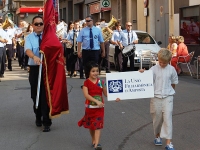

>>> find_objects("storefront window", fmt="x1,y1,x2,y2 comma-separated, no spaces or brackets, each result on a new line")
180,6,200,45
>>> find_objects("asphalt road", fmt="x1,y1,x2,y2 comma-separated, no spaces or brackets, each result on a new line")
0,60,200,150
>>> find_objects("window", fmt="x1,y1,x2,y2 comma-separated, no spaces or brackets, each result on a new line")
136,32,155,44
180,6,200,45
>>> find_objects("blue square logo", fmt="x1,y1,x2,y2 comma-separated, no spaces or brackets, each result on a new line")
108,80,123,93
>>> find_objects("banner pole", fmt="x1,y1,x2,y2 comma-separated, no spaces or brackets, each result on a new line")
36,53,44,109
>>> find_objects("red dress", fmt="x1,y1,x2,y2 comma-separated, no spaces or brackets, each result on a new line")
78,78,105,130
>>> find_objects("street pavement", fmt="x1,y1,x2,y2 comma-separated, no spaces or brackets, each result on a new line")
0,60,200,150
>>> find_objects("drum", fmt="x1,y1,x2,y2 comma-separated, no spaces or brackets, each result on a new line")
122,45,136,57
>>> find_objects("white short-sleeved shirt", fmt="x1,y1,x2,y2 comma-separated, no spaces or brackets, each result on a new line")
14,28,22,41
0,29,9,47
24,32,43,66
76,26,104,50
6,29,15,44
121,30,138,46
111,30,123,45
150,64,178,98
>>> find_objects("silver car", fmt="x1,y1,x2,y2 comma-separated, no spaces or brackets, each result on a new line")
109,30,162,69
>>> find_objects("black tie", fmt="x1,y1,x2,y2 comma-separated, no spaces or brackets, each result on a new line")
37,34,42,49
90,28,93,49
128,32,130,45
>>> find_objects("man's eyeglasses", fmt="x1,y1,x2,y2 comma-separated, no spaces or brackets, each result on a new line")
96,24,100,25
127,25,132,27
34,22,44,26
86,20,92,22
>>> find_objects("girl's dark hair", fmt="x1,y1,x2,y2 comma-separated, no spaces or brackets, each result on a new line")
84,61,99,79
67,21,74,32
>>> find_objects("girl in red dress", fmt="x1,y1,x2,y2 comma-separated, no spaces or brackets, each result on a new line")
78,61,119,150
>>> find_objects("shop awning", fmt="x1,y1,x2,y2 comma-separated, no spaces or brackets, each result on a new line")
16,7,44,14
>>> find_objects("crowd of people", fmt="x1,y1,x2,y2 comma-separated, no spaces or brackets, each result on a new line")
0,14,194,150
0,18,34,82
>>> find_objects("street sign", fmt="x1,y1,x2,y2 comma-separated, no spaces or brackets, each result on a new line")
101,0,111,11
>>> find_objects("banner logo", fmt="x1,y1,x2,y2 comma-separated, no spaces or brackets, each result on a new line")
108,80,123,93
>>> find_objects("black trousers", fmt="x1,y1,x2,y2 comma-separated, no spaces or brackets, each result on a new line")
82,50,100,66
122,53,135,71
66,48,73,71
6,44,13,70
17,42,26,68
0,47,6,75
29,66,52,126
99,41,110,71
82,50,100,78
114,46,123,72
69,52,84,77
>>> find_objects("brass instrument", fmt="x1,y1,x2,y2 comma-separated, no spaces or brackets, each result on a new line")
2,17,14,30
19,38,25,47
101,16,117,42
18,27,27,47
56,22,65,38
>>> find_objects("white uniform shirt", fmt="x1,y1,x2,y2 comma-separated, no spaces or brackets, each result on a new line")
150,64,178,98
111,30,123,46
121,30,138,46
0,29,9,47
14,28,22,41
6,29,15,44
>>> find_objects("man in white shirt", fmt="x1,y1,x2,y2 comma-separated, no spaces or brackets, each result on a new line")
120,22,138,71
5,25,15,71
0,19,8,79
14,20,23,68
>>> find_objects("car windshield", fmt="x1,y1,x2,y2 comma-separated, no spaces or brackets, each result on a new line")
136,32,155,44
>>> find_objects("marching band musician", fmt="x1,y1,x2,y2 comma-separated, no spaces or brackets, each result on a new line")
66,20,84,79
14,20,24,68
99,18,113,73
119,21,138,72
64,21,74,76
0,19,8,80
110,22,123,72
77,15,105,78
25,16,52,132
24,24,34,71
5,25,15,71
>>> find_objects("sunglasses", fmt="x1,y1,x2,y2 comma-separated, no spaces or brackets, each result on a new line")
34,22,44,26
86,20,92,22
127,25,132,26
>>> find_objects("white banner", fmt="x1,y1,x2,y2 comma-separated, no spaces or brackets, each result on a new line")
106,71,154,101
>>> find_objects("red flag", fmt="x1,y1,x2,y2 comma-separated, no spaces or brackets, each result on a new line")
40,0,69,118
